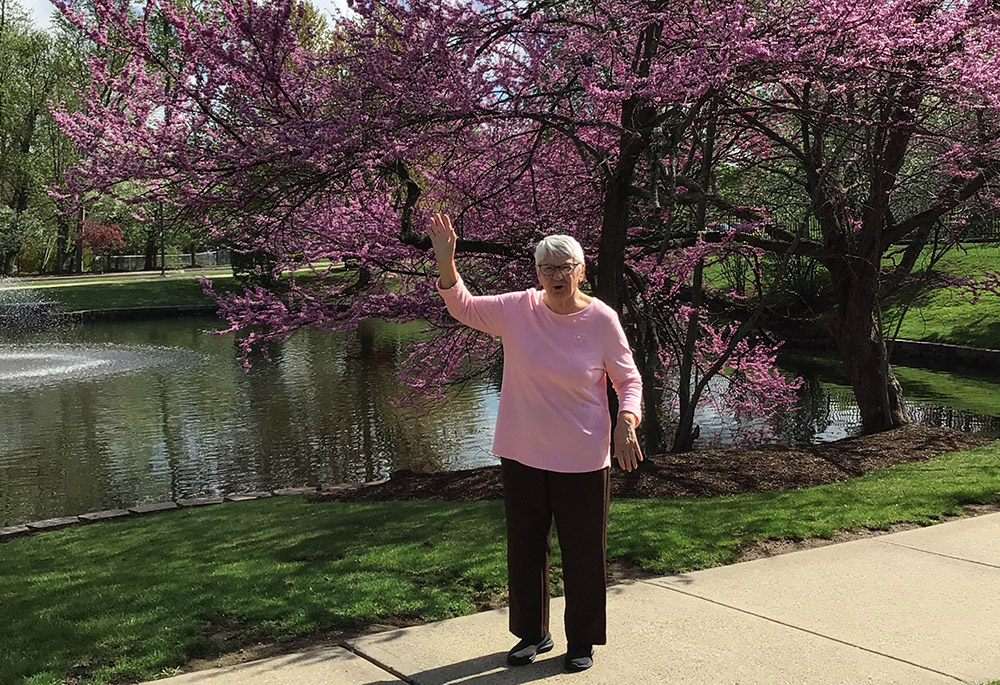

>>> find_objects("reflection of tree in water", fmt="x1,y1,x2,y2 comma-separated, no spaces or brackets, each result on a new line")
233,320,486,486
767,373,1000,444
350,320,495,478
767,374,835,445
899,405,1000,435
349,320,440,480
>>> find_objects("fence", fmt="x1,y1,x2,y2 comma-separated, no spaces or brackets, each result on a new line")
92,250,232,273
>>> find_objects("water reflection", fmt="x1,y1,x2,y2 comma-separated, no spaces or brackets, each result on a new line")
765,354,1000,446
1,319,999,526
0,317,498,526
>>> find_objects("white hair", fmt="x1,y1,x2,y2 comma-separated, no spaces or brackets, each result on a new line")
534,235,585,265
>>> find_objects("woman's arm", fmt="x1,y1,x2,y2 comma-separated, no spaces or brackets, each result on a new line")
427,213,513,336
428,213,459,289
605,315,644,471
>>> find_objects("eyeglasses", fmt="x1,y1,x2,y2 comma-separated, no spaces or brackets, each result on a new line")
537,263,580,276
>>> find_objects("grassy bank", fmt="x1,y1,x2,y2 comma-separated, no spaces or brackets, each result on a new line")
9,264,341,313
3,440,1000,684
886,243,1000,349
39,278,235,312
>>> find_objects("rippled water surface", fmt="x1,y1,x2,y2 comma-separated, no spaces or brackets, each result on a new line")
0,317,499,526
2,315,1000,526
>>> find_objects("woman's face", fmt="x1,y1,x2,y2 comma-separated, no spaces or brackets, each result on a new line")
536,257,585,300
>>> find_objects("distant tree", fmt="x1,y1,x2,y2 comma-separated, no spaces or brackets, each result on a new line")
79,217,123,250
0,0,60,274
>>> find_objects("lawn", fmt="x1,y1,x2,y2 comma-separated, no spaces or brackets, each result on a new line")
3,439,1000,684
885,243,1000,348
39,278,233,312
15,268,343,313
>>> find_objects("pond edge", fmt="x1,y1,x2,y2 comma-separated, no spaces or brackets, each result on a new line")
0,482,385,543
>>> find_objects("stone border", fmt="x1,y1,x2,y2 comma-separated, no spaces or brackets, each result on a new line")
784,337,1000,371
890,339,1000,369
0,480,388,544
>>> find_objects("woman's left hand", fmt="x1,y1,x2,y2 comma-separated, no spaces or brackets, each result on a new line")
613,412,643,472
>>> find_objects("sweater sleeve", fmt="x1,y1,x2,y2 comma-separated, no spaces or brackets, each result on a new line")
436,276,516,337
604,312,643,424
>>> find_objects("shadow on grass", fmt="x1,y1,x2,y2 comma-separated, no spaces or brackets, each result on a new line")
0,499,507,684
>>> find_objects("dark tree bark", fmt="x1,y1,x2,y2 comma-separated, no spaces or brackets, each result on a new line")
594,25,672,454
143,229,158,271
827,262,909,431
55,214,71,274
73,207,84,273
815,183,910,432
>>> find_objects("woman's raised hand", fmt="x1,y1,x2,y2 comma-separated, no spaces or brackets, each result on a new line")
427,213,457,262
427,212,459,289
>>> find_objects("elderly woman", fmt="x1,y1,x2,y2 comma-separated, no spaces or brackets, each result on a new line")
427,213,643,673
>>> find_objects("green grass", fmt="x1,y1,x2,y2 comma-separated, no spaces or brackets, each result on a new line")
4,440,1000,684
38,278,235,312
890,365,1000,417
698,242,1000,348
1,499,510,685
886,243,1000,348
20,269,342,313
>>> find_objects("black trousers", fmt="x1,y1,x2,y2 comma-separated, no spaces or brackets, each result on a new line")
500,458,611,646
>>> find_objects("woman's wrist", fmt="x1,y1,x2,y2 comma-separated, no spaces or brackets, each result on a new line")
618,411,639,428
437,260,459,289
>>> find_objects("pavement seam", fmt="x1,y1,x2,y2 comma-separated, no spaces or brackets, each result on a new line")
340,640,415,684
638,579,968,683
880,540,1000,570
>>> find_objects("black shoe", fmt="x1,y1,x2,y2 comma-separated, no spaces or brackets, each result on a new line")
506,633,554,666
564,643,594,672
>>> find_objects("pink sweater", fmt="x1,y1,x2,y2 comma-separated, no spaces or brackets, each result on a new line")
438,277,643,473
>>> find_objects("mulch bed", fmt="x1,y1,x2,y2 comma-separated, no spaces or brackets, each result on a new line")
312,424,992,503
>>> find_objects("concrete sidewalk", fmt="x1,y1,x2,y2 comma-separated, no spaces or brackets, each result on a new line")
149,512,1000,685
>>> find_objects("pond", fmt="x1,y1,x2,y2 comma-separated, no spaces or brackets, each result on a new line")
2,315,1000,526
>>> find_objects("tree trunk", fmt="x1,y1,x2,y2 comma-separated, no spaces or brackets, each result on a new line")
55,214,70,274
671,259,703,452
633,321,667,455
144,229,158,271
827,263,909,432
816,183,910,433
74,207,84,273
594,170,633,312
594,26,665,452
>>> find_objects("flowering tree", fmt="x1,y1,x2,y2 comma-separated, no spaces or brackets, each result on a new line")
52,0,1000,450
707,0,1000,432
78,217,123,251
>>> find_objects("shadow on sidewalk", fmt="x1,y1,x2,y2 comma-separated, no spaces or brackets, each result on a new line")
366,650,568,684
